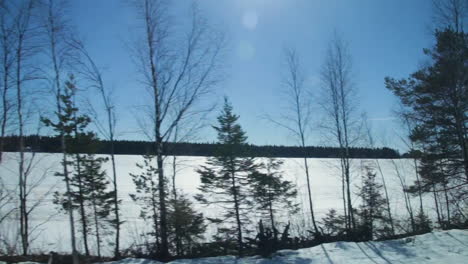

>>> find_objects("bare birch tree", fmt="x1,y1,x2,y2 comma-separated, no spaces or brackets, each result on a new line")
68,38,122,258
396,112,426,216
320,33,359,234
130,0,224,258
0,178,14,226
0,4,15,163
270,48,319,234
11,0,41,255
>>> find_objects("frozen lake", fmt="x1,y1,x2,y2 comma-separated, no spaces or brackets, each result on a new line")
0,152,437,255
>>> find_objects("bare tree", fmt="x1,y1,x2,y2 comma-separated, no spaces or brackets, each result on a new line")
397,113,426,216
69,38,122,258
0,4,15,163
130,0,224,258
391,159,416,232
11,0,41,255
432,0,468,32
320,33,359,233
269,48,319,234
363,117,395,235
0,178,14,225
40,0,79,262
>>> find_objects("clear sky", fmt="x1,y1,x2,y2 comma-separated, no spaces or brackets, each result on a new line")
67,0,435,147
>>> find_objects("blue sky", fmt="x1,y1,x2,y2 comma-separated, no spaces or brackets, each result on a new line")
68,0,435,147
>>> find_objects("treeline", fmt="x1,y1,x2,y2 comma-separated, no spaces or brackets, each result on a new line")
0,135,400,159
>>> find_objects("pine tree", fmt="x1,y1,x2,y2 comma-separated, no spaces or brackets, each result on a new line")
250,158,298,233
47,77,116,257
80,154,114,258
195,98,258,256
129,154,163,257
356,166,392,240
42,75,88,260
385,29,468,212
321,209,346,237
69,131,93,257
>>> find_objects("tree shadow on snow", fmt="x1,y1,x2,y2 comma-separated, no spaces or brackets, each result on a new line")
363,242,393,264
319,244,335,264
258,251,315,264
379,239,416,258
444,232,468,247
334,241,349,250
356,243,380,264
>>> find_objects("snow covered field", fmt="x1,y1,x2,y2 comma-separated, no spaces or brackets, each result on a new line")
97,229,468,264
0,152,442,255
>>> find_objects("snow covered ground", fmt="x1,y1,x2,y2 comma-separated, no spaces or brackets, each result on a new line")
2,230,467,263
0,152,445,256
100,229,468,263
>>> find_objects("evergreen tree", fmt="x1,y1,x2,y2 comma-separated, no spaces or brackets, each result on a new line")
168,193,206,256
42,75,89,259
68,131,93,256
356,167,392,240
250,158,298,233
129,154,163,257
385,29,468,214
195,98,258,256
47,78,116,257
79,153,114,258
321,209,346,237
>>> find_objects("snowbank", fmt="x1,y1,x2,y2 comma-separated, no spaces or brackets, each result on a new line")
102,229,468,264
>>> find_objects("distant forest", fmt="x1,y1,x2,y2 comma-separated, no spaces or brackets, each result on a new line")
1,135,400,159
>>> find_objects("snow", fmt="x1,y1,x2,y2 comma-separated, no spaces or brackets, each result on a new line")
102,229,468,263
7,230,466,264
0,152,450,256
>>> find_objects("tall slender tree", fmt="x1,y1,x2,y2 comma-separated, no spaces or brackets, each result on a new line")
42,75,83,263
196,98,258,257
130,0,224,258
320,33,359,233
271,48,319,234
0,3,14,163
12,0,37,255
363,118,395,235
129,154,163,257
70,38,122,258
40,1,79,261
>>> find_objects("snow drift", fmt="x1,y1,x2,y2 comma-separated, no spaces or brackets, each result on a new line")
100,229,468,263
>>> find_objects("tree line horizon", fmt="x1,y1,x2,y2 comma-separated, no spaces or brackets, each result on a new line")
0,135,401,159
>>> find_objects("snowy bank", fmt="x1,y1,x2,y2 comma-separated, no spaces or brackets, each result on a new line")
99,229,468,264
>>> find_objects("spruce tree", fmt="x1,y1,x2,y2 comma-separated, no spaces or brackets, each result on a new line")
196,98,258,256
357,166,392,240
42,75,88,259
250,158,298,233
321,209,346,237
79,153,114,258
168,193,206,256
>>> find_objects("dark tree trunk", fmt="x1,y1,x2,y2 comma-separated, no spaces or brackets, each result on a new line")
156,138,168,259
230,170,243,256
